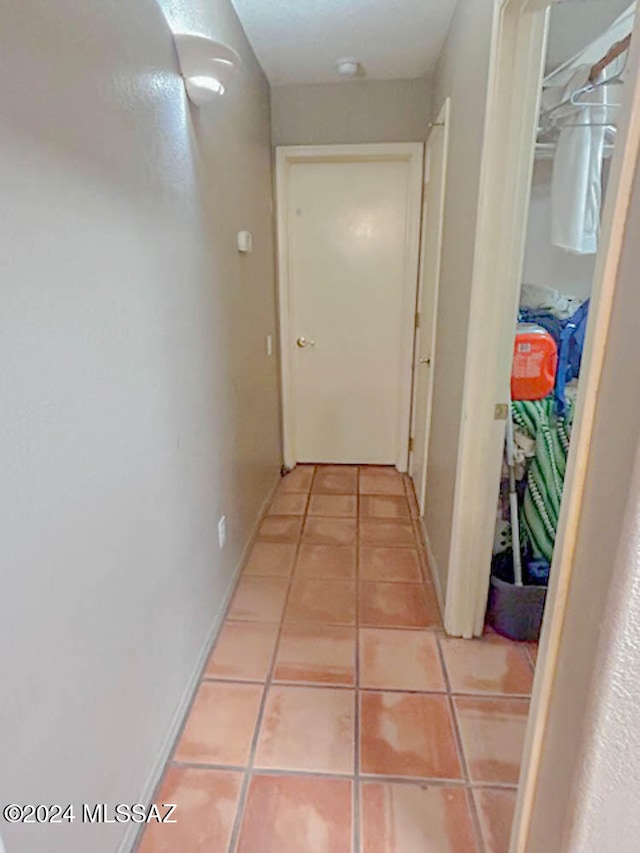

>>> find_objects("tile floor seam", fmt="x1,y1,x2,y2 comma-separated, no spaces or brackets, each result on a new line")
231,766,359,782
356,619,444,633
415,530,433,586
170,760,249,774
358,622,445,633
417,566,438,612
413,524,436,593
265,681,450,695
450,689,533,699
469,781,520,791
511,638,536,673
360,774,470,787
435,633,488,853
227,769,250,853
194,678,532,701
353,463,361,853
302,485,312,518
405,476,439,597
157,760,495,788
465,786,488,853
458,738,488,853
227,466,317,853
415,521,433,586
360,771,472,786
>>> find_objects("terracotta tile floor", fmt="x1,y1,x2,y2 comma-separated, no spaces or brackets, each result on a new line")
138,465,536,853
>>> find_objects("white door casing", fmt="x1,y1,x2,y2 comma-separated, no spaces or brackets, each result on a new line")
276,144,423,469
433,0,640,850
444,0,551,639
410,99,450,514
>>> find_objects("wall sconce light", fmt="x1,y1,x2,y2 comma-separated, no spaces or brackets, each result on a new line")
174,34,241,105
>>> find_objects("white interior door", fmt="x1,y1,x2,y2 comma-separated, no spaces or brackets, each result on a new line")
410,101,450,513
278,145,423,467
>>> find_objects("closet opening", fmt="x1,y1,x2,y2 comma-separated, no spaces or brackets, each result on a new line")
465,2,640,848
437,0,640,840
487,2,635,641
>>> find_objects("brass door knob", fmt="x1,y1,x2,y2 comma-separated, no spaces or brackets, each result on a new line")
296,337,316,348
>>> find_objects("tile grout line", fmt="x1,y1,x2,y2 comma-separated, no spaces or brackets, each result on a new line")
465,781,489,853
435,633,488,853
304,464,360,853
404,474,444,630
526,645,538,673
353,466,362,853
167,758,519,789
198,673,532,700
408,479,436,592
407,471,442,631
226,464,318,853
226,616,442,632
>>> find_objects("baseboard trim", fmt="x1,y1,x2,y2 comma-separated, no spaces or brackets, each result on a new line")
122,471,281,853
419,517,446,627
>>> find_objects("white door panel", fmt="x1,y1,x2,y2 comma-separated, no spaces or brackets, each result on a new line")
282,149,422,465
410,101,449,513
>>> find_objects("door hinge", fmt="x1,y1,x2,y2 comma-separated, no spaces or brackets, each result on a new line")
494,403,509,420
409,436,415,452
415,312,421,329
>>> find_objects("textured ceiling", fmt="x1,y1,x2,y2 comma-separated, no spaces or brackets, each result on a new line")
229,0,459,85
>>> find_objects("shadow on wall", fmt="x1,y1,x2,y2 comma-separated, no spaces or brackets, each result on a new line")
3,2,200,196
1,0,279,526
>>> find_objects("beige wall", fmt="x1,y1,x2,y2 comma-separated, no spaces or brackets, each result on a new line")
423,0,497,594
271,78,432,146
0,2,279,852
527,153,640,850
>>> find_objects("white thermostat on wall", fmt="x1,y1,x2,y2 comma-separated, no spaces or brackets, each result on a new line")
237,230,253,253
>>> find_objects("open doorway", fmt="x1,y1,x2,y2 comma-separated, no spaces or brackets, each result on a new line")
443,0,639,638
488,1,635,639
410,98,450,517
435,0,640,847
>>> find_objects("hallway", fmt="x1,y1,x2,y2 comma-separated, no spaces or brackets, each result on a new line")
138,466,535,853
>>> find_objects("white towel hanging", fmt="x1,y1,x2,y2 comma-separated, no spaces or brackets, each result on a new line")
549,65,609,255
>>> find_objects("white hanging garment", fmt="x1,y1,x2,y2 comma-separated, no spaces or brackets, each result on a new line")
550,65,608,255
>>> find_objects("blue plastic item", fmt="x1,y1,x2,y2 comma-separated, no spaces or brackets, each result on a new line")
519,300,590,414
527,557,550,584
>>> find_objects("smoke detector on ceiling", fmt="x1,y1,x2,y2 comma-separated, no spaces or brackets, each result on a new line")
336,58,361,79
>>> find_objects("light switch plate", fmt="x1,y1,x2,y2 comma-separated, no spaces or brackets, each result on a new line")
237,230,252,253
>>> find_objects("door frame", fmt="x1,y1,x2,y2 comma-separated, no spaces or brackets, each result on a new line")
444,0,551,640
439,0,640,849
410,98,450,514
275,143,424,471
